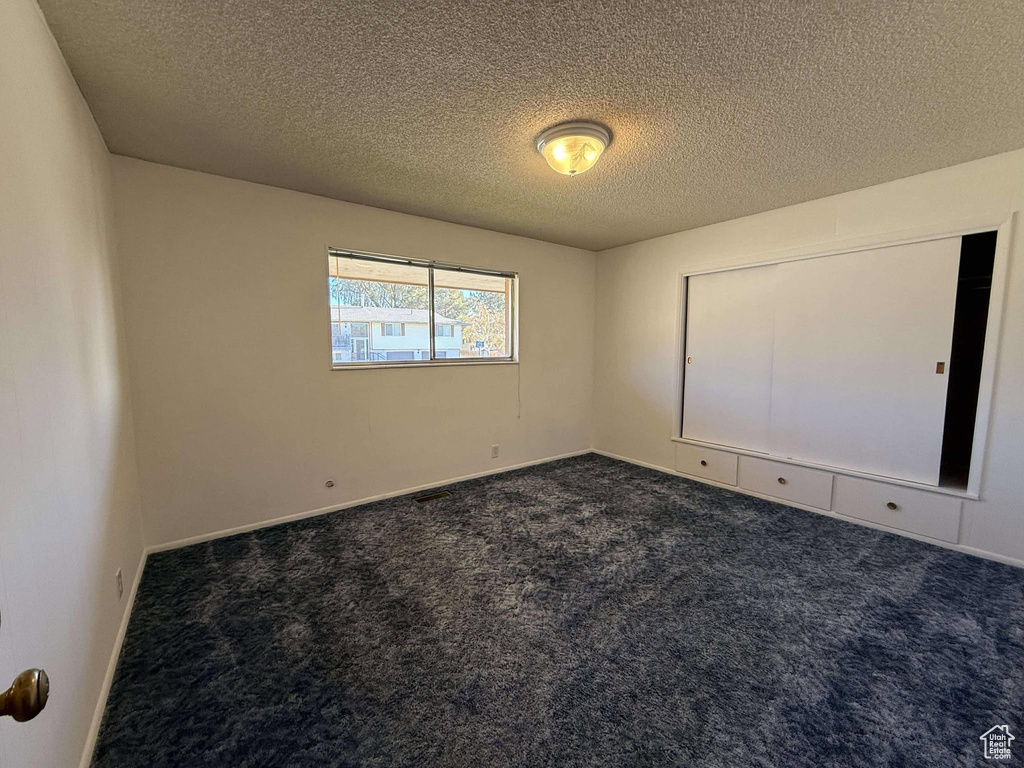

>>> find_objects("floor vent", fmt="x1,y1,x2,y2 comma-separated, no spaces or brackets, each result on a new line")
414,490,452,503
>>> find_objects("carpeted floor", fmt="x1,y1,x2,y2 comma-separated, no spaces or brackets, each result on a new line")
94,454,1024,767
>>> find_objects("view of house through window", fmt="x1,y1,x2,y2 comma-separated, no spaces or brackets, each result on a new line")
328,251,515,366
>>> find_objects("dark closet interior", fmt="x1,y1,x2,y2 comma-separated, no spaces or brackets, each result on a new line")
939,230,997,489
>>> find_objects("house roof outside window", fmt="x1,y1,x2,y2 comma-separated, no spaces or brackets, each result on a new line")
331,307,467,325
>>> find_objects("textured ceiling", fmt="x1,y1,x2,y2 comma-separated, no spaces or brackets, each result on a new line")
38,0,1024,251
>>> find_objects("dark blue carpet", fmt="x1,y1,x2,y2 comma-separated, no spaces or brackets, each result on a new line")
93,454,1024,767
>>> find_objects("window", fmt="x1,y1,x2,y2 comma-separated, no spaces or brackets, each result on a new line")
328,250,516,367
331,321,370,363
433,268,512,359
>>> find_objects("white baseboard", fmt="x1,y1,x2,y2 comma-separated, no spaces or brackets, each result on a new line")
78,547,149,768
592,449,1024,570
148,449,592,554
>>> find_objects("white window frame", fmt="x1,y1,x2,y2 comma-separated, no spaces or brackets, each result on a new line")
328,248,518,370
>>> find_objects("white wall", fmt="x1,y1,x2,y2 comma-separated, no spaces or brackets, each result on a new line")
594,150,1024,564
0,1,146,766
111,158,596,547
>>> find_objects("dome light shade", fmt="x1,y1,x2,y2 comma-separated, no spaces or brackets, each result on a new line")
536,121,611,176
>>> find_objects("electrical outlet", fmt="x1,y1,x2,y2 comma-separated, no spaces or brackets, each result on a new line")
491,444,500,459
116,568,124,600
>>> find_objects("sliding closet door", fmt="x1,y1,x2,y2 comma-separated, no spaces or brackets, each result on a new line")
768,238,961,484
682,264,776,451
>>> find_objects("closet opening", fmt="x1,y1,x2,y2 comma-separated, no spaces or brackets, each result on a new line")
938,230,997,489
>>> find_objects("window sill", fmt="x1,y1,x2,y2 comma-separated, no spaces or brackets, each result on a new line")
331,359,518,371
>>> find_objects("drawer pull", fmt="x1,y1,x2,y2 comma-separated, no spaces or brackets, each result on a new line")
777,477,787,485
886,501,899,511
700,460,707,467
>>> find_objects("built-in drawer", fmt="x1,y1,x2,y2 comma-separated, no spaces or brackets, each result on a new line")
832,475,962,543
737,456,834,510
675,443,738,485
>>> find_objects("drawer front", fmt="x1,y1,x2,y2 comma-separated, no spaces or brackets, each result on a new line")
738,456,834,510
675,443,738,485
833,476,962,543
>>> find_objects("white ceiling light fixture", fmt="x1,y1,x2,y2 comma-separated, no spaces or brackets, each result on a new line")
535,121,611,177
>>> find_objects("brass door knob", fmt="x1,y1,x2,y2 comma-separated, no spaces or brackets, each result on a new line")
0,669,49,722
777,477,787,485
886,502,899,511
